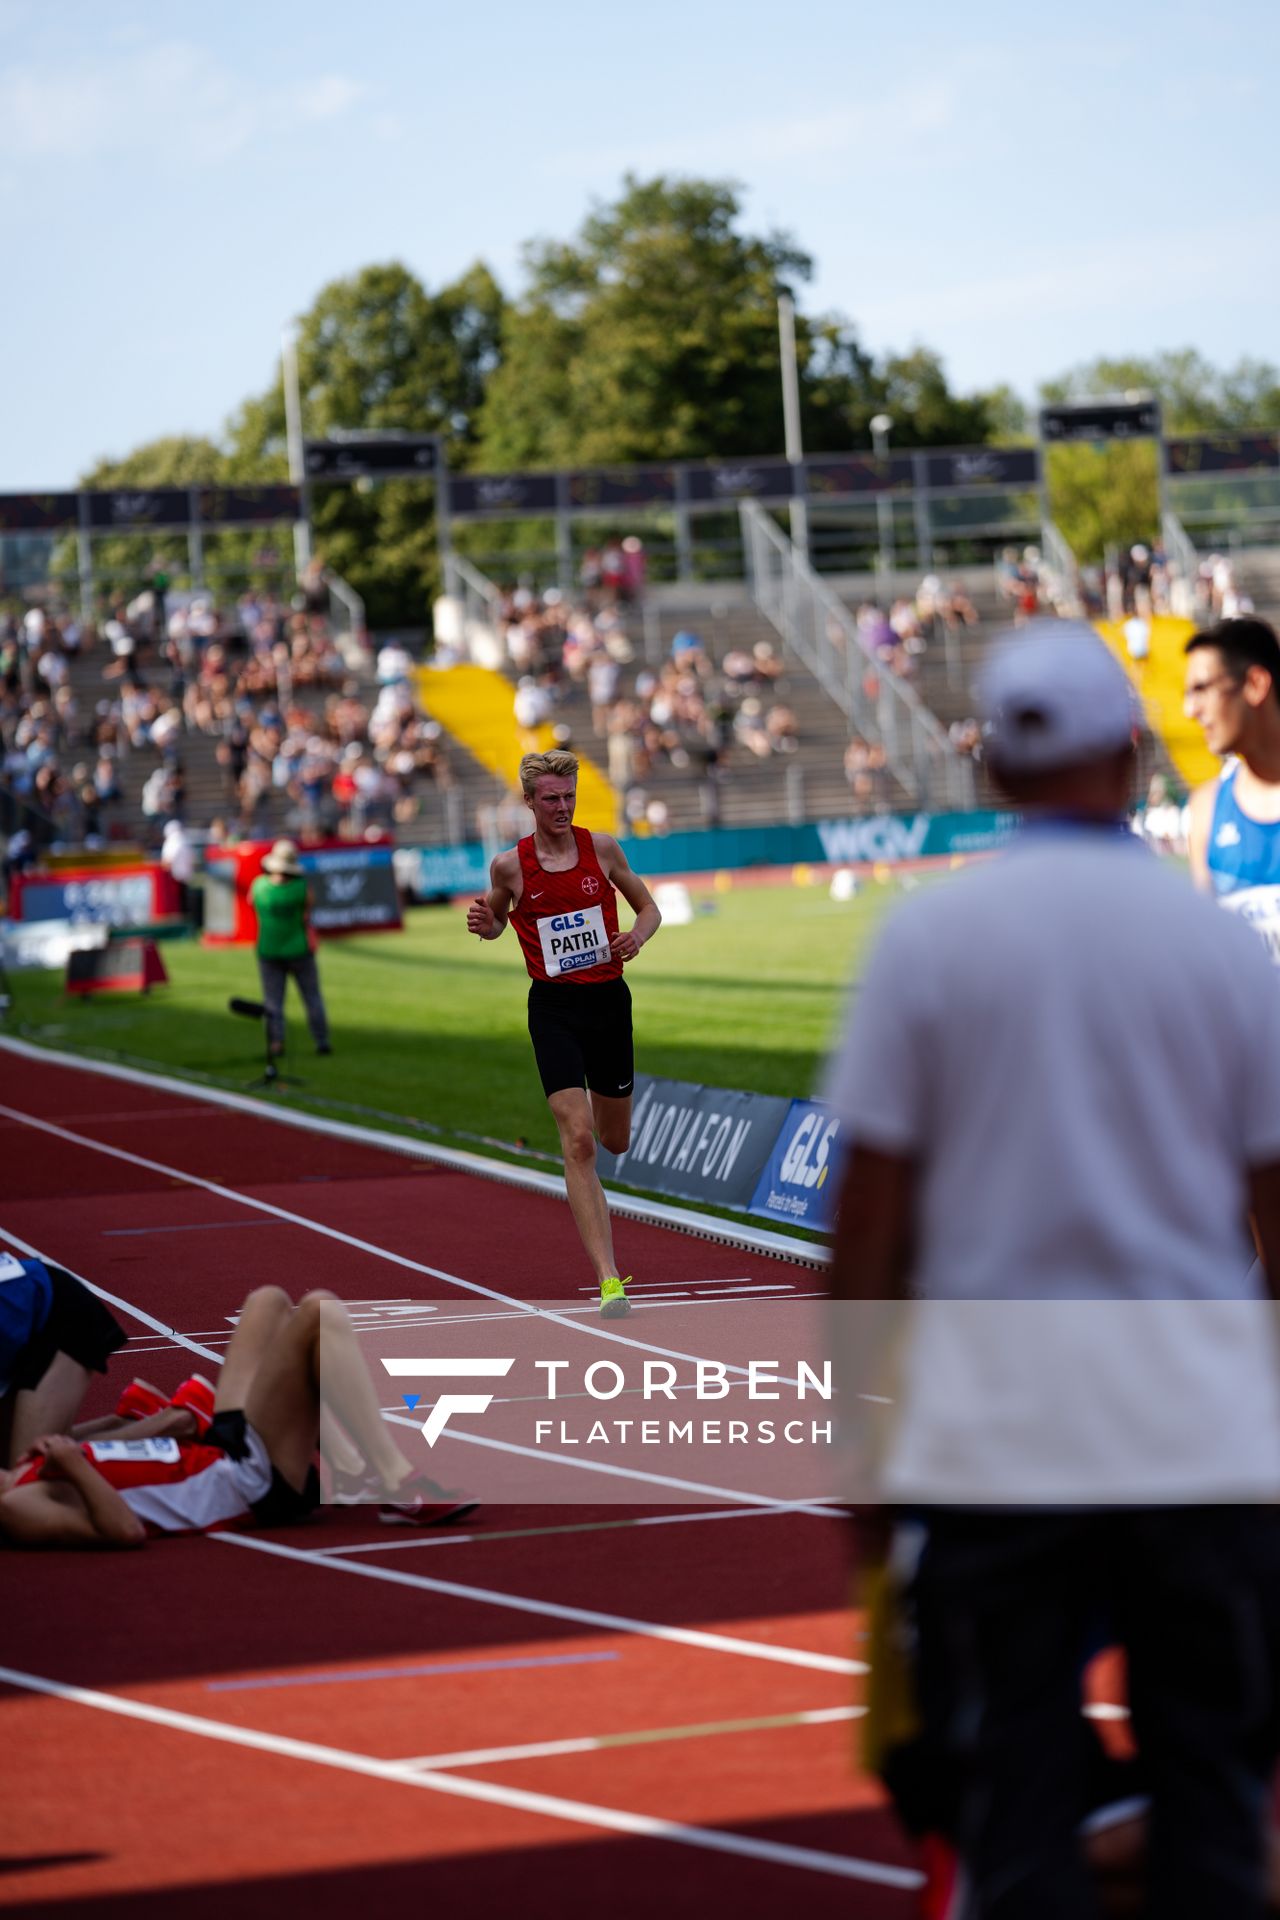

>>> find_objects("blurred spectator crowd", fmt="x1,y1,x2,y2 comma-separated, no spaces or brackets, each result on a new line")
485,577,801,833
1,577,453,856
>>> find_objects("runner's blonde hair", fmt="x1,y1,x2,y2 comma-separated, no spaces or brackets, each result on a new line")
520,749,579,799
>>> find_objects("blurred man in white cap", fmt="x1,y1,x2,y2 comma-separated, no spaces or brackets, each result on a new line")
826,621,1280,1916
248,840,331,1059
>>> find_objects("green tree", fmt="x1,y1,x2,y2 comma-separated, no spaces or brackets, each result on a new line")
227,261,506,626
477,175,992,472
1038,351,1280,558
1044,350,1280,434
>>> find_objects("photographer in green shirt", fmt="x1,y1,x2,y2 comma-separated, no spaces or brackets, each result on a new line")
247,840,331,1059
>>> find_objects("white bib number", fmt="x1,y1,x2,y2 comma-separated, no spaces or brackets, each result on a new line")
537,904,610,977
1220,885,1280,965
87,1437,182,1464
0,1253,25,1284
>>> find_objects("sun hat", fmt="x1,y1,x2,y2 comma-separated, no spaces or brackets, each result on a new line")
261,838,303,876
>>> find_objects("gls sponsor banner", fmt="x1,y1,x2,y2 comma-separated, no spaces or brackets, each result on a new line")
597,1076,790,1209
749,1099,842,1231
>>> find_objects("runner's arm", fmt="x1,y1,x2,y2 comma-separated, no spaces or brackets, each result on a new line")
466,849,520,940
0,1441,145,1548
1186,781,1217,892
595,835,662,961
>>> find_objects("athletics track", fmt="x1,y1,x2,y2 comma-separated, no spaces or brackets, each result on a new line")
0,1040,924,1917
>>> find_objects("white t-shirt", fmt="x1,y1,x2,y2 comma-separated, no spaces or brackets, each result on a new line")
823,825,1280,1502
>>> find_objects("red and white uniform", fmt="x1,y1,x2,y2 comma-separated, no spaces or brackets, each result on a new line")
17,1432,273,1535
510,827,622,982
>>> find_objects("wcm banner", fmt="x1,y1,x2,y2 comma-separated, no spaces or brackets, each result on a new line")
597,1075,791,1210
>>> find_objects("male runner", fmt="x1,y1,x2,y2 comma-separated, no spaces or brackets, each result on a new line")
466,749,661,1316
0,1286,474,1545
1185,617,1280,956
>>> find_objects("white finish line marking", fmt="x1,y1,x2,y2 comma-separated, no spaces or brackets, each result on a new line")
0,1665,917,1891
0,1097,843,1514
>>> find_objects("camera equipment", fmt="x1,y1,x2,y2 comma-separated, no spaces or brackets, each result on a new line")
228,996,304,1090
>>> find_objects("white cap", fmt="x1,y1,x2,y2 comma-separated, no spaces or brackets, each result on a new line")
979,621,1141,774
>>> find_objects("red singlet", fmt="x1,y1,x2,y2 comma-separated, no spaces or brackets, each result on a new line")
510,827,622,983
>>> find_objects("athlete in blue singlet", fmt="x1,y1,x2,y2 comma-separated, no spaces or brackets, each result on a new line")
1185,618,1280,962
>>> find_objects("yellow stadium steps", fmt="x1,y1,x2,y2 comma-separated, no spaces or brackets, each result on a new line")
416,664,619,833
1094,616,1219,790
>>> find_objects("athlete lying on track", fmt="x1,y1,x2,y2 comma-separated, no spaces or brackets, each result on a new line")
0,1285,475,1547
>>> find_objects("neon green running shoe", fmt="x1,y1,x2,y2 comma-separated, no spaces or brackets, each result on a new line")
599,1275,631,1318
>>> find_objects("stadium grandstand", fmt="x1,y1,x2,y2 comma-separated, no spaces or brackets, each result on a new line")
11,414,1279,883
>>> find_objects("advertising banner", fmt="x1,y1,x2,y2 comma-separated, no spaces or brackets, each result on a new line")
804,453,915,496
748,1098,843,1232
923,447,1040,489
197,484,302,525
597,1075,791,1209
567,466,678,509
202,836,400,944
683,460,795,503
0,492,79,531
8,865,178,927
447,473,559,516
394,844,490,901
303,845,402,933
1166,435,1280,475
305,437,440,480
84,488,192,530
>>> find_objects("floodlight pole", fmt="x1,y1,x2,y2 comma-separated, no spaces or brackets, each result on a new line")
282,324,314,574
777,293,809,562
870,413,895,587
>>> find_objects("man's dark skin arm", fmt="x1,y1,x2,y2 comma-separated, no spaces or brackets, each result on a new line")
828,1144,916,1575
828,1144,916,1303
1247,1159,1280,1300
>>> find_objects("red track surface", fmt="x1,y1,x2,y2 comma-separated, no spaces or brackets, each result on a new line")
0,1053,917,1916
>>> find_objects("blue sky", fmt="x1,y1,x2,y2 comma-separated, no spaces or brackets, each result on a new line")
3,0,1277,488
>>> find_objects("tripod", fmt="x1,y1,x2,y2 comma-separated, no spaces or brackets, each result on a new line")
229,995,306,1092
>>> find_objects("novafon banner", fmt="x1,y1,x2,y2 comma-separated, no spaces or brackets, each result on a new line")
597,1075,791,1209
749,1099,843,1231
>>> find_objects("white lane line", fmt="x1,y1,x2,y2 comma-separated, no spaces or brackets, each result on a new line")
0,1101,798,1369
401,1704,866,1772
4,1218,838,1519
307,1503,826,1558
0,1105,832,1390
0,1228,225,1368
4,1215,839,1517
216,1533,867,1677
0,1664,917,1891
0,1036,825,1268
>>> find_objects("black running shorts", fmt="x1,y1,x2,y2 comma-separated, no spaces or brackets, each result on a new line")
10,1265,127,1393
527,977,634,1099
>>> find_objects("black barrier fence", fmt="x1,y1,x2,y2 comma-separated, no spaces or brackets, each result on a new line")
10,423,1280,607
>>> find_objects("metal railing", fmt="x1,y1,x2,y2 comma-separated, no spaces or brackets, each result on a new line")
325,569,368,662
1161,510,1201,616
1040,521,1083,616
445,551,505,622
740,499,974,809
